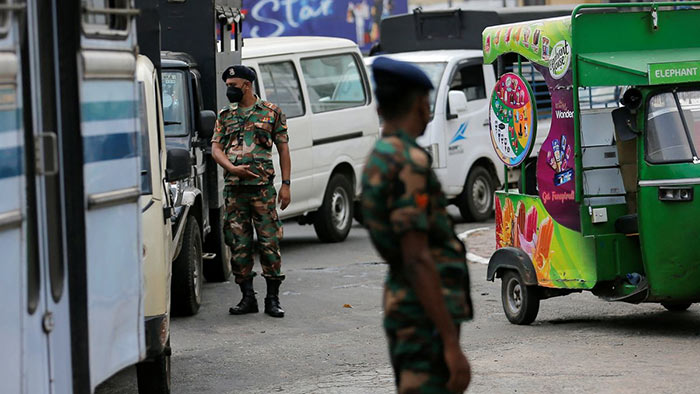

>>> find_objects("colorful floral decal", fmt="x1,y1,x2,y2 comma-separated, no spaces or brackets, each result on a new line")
495,193,596,288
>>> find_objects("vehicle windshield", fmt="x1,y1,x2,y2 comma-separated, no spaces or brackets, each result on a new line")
646,90,700,164
366,60,446,116
161,70,189,137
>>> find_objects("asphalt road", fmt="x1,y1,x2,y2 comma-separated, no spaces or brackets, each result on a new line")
98,215,700,394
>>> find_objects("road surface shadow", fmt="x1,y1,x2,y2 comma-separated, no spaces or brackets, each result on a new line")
540,309,700,338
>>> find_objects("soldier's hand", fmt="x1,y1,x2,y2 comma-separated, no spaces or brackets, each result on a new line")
444,343,471,393
278,184,291,210
231,165,259,180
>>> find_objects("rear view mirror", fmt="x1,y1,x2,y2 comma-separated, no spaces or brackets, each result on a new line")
166,148,191,182
612,107,639,142
447,90,468,120
197,110,217,140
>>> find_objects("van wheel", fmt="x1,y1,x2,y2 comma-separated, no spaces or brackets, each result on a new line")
314,174,353,243
203,207,232,282
136,339,171,394
171,216,202,316
502,270,539,325
458,166,494,222
661,302,692,312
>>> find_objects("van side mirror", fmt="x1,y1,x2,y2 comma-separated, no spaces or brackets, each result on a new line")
165,148,191,182
447,90,468,120
197,110,217,140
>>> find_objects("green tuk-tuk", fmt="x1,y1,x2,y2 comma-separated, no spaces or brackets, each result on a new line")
482,3,700,324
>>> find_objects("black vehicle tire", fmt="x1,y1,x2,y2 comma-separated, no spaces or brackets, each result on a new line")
171,216,203,316
661,302,692,312
136,340,171,394
353,201,364,226
458,166,495,222
203,207,232,283
501,270,540,325
314,174,354,243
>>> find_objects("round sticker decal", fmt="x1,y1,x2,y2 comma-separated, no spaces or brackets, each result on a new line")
489,72,537,168
548,40,571,80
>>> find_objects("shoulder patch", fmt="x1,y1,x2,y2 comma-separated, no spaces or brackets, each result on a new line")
261,100,281,114
218,105,234,116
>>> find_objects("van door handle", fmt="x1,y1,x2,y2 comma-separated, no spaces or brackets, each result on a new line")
0,209,22,231
482,119,490,127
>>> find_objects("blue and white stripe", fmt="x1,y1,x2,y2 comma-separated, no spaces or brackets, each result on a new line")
80,81,140,195
0,106,23,213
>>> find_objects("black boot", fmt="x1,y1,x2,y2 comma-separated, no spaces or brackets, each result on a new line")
264,278,285,318
229,278,258,315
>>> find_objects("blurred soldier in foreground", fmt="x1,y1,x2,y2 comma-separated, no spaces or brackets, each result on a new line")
361,57,473,393
211,65,291,318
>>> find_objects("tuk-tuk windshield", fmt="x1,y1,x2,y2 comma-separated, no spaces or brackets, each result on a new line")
646,90,700,164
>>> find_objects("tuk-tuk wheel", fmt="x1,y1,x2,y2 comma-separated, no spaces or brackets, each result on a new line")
661,302,692,312
501,270,540,325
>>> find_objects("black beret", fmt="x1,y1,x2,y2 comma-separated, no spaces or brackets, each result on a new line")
222,65,256,82
371,57,433,91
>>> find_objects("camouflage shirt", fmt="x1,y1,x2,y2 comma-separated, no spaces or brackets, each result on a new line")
361,129,473,326
212,97,289,186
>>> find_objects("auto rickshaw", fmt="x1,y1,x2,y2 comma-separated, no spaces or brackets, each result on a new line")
482,2,700,324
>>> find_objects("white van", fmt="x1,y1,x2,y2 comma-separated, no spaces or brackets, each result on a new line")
242,37,380,242
366,51,551,221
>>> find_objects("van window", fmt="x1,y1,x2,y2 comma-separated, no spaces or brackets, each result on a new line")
449,64,486,101
300,53,366,113
367,61,446,117
82,0,131,37
161,70,190,137
259,62,305,118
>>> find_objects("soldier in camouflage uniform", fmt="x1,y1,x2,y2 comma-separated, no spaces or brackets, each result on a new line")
361,57,473,393
211,65,291,318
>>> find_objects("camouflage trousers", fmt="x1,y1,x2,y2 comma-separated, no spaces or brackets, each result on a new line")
224,184,284,284
385,322,462,394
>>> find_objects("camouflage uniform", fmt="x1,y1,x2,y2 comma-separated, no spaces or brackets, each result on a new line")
212,97,288,284
361,129,473,393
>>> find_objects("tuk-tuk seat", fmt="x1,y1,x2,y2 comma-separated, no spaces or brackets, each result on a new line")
615,214,638,235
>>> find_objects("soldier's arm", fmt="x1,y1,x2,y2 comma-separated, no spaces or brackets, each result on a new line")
273,110,291,209
401,233,470,393
391,147,470,393
211,142,236,173
277,142,291,210
211,113,258,179
272,110,290,182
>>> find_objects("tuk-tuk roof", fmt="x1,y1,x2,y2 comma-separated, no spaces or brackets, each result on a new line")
578,48,700,87
482,16,571,67
574,5,700,87
482,4,700,87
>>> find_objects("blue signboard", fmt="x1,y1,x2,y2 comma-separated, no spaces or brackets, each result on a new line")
242,0,408,52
